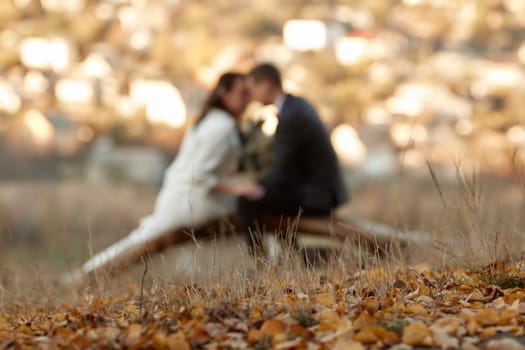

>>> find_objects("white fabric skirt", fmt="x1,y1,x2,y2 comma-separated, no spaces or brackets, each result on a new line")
82,185,236,273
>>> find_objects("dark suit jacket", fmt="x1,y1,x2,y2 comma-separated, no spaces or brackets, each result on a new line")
259,94,348,213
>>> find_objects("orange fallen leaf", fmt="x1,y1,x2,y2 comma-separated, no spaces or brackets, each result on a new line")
123,323,142,347
406,303,429,316
166,331,191,350
333,338,366,350
260,319,287,336
152,332,167,350
466,318,479,335
190,307,205,319
247,329,260,344
215,332,230,342
363,299,380,316
354,326,399,344
369,326,399,345
316,293,335,307
475,309,499,326
480,327,497,339
432,317,462,335
251,306,262,319
431,326,459,349
289,324,310,339
466,290,485,302
486,337,524,350
354,328,379,344
402,322,433,347
274,339,306,349
188,326,210,344
318,309,340,332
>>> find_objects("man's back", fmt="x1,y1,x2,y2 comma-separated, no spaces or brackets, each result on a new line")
260,94,348,213
240,62,348,256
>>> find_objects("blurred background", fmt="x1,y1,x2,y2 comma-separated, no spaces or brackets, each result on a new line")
2,0,525,285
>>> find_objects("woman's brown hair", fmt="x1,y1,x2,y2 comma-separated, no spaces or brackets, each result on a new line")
194,72,245,126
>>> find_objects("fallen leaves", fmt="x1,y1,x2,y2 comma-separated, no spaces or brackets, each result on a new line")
3,262,525,349
402,322,433,347
315,293,336,308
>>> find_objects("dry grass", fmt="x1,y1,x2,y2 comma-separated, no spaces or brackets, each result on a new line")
2,172,525,349
0,169,524,307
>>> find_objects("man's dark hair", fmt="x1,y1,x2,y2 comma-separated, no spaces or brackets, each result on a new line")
249,63,282,89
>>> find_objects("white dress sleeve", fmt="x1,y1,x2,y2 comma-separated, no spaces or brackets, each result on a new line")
189,112,237,192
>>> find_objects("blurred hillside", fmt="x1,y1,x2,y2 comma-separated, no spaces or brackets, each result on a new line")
1,0,525,182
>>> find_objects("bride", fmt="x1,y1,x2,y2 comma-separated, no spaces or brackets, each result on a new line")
64,72,263,284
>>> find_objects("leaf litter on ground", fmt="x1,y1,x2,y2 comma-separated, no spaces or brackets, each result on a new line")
2,260,525,349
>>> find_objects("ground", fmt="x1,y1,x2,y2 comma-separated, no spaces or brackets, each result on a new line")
1,171,525,349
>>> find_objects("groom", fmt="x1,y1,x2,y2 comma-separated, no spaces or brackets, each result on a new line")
238,62,348,255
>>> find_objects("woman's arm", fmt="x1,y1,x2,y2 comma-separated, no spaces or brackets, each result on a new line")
212,181,265,200
212,181,240,195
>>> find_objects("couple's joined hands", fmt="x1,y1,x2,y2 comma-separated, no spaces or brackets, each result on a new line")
235,182,265,200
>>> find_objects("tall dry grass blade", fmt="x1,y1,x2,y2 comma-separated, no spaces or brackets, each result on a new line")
426,159,447,209
139,256,148,318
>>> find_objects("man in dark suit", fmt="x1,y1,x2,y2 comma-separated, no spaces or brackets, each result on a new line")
238,63,348,256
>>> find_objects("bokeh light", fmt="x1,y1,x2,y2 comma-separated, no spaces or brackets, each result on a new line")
390,123,428,148
0,82,21,114
23,110,54,147
130,80,187,128
331,124,367,166
283,20,327,52
20,37,76,73
55,78,95,105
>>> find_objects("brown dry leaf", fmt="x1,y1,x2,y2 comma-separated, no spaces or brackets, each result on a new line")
152,332,168,350
15,325,32,334
402,322,433,347
431,326,459,349
475,309,500,326
333,338,366,350
406,303,429,316
480,327,497,339
191,307,205,319
251,306,262,320
188,326,210,345
417,295,434,304
318,309,341,332
363,299,381,316
316,293,335,308
123,323,142,347
214,332,230,343
466,290,486,302
354,328,379,344
369,326,399,345
467,318,480,335
354,326,398,345
498,309,519,326
54,327,75,344
459,284,476,293
117,317,130,328
260,319,287,338
485,337,524,350
275,339,306,349
165,331,191,350
432,317,462,335
289,323,310,339
125,303,140,317
247,329,260,344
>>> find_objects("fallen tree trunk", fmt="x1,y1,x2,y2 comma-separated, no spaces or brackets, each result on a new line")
73,213,431,281
262,214,431,247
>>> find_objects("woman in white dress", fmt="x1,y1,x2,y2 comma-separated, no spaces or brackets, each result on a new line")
64,72,263,283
